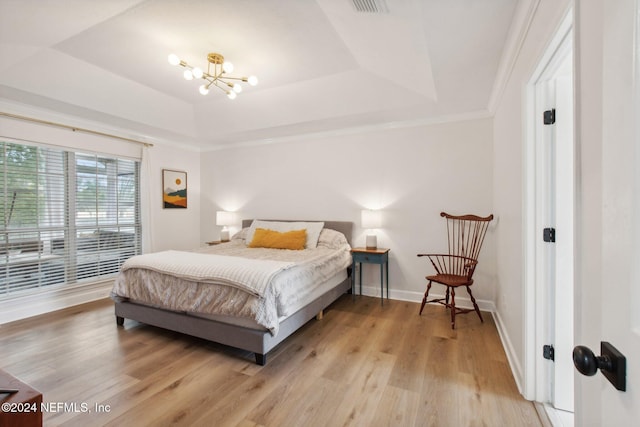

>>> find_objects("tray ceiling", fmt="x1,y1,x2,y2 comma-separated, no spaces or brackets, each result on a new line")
0,0,520,150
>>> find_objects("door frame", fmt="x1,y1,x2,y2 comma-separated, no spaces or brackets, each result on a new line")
523,5,574,407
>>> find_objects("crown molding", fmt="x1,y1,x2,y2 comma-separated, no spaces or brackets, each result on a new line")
487,0,542,113
0,99,202,152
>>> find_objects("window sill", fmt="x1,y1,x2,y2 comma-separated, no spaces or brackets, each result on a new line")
0,279,113,325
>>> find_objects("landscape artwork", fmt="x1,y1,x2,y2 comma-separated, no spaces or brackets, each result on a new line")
162,169,187,208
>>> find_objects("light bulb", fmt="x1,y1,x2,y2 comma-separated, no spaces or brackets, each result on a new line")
222,61,234,73
233,84,242,93
183,69,193,80
247,75,258,86
168,54,180,66
227,91,237,100
199,85,209,95
192,67,203,79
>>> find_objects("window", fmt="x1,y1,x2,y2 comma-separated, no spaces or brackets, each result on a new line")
0,140,141,297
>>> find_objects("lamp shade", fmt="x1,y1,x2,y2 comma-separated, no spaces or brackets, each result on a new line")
216,211,235,226
361,209,382,229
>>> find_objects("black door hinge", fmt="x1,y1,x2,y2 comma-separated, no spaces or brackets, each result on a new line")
543,344,555,361
544,109,556,125
543,227,556,243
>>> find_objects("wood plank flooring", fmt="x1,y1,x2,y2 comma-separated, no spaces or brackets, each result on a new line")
0,295,542,426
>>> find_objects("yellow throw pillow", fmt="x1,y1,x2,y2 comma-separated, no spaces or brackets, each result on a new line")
248,228,307,250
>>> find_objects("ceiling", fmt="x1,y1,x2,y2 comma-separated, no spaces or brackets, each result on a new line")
0,0,520,151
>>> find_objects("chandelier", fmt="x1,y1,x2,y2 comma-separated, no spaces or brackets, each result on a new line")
167,52,258,99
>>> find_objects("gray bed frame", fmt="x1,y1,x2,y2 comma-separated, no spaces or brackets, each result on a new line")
114,220,353,365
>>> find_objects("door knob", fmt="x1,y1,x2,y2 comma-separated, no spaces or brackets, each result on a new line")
573,345,609,376
572,341,626,391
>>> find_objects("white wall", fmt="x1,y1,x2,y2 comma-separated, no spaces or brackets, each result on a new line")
145,143,201,252
201,118,495,305
492,0,571,391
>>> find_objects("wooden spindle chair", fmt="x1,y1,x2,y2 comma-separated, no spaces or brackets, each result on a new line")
418,212,494,329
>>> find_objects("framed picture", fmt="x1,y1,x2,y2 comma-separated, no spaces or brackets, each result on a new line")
162,169,187,209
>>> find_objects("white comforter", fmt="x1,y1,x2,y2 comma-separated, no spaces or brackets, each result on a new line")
111,230,351,335
120,250,294,297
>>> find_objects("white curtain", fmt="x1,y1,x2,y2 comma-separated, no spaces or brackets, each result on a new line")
140,144,153,253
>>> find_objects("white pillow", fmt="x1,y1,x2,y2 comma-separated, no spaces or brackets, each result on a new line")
245,220,325,249
231,228,248,241
317,228,349,250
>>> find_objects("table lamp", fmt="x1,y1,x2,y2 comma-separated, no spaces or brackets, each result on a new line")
361,209,382,249
216,211,235,242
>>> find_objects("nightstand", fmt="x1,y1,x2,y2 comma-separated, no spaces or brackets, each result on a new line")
0,369,42,427
351,247,390,305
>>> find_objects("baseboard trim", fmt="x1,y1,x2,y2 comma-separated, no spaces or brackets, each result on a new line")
541,403,574,427
357,285,496,313
534,402,554,427
492,309,525,394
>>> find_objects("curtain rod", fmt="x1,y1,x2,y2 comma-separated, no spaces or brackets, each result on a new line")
0,112,154,147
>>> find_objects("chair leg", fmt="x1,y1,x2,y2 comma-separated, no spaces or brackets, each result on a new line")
449,287,456,329
419,280,433,315
445,287,450,305
466,286,484,323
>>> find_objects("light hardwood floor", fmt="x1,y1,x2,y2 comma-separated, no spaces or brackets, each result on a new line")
0,295,542,427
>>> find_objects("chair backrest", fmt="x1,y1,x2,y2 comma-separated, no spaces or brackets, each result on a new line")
441,212,493,261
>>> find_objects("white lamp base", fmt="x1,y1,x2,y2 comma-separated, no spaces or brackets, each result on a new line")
366,234,377,249
220,229,230,242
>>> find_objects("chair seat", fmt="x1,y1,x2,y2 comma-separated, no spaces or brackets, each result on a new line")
426,274,473,287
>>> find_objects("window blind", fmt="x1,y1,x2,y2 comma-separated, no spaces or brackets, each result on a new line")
0,141,141,297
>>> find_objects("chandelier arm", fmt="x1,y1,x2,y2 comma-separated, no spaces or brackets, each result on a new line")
212,80,230,94
209,60,223,80
216,78,236,88
202,72,221,83
205,69,224,79
201,78,215,89
220,76,249,82
179,61,194,71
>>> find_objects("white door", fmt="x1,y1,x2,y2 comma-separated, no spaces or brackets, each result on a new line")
574,0,640,424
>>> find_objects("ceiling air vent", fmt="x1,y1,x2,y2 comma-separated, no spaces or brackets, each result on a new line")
351,0,388,13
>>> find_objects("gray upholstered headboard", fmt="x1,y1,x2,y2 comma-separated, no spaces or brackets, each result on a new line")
241,219,353,246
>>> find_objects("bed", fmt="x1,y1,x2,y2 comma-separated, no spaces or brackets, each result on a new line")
112,219,353,365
